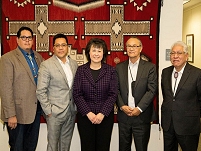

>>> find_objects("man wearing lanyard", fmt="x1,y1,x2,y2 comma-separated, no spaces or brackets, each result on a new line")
161,41,201,151
116,36,157,151
0,26,43,151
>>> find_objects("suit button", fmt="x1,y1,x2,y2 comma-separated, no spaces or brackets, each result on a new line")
173,99,175,101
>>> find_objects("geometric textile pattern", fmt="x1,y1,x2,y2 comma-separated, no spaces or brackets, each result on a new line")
1,0,161,122
7,5,75,53
53,0,105,12
84,5,150,51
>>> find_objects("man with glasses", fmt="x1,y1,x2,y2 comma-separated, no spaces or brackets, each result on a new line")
116,36,157,151
36,33,78,151
0,26,43,151
161,41,201,151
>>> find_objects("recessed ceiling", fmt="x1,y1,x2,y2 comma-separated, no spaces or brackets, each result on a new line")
183,0,201,9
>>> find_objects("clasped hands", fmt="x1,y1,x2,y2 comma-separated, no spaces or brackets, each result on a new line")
121,105,141,116
87,112,105,124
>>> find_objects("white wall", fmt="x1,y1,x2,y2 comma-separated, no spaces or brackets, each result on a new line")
0,0,183,150
183,3,201,68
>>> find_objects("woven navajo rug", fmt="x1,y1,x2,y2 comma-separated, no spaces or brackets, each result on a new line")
1,0,161,123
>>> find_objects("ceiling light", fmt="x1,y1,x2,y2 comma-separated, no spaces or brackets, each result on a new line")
183,0,190,5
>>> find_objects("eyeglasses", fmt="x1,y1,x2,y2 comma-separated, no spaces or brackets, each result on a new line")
126,45,141,49
20,36,33,41
170,51,186,56
54,43,68,48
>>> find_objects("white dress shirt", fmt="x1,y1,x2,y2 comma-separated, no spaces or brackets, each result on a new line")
128,58,139,109
56,56,73,88
171,64,186,96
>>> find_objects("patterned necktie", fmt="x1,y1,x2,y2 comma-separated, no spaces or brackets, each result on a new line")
27,54,37,78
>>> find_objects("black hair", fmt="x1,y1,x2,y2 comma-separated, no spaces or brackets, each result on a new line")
53,34,68,45
17,26,33,38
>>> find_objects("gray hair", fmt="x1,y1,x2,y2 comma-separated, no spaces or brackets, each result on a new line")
171,41,188,53
127,36,143,47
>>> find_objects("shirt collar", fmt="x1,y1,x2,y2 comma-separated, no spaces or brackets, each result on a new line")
55,55,69,64
129,58,140,66
173,63,186,74
19,46,34,56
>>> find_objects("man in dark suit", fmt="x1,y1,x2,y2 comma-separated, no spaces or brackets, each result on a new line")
161,41,201,151
0,26,43,151
116,36,157,151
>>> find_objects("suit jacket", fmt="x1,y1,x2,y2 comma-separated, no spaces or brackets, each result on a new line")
36,55,78,118
0,47,43,124
161,63,201,135
116,59,157,123
73,62,118,117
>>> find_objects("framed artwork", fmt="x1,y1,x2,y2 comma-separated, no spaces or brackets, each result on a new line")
186,34,194,63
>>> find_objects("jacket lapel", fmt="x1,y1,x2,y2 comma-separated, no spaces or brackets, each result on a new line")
175,63,191,96
83,63,95,85
167,66,174,95
52,55,69,87
68,57,76,76
135,59,144,88
33,51,42,68
121,61,129,92
96,63,107,82
15,48,36,85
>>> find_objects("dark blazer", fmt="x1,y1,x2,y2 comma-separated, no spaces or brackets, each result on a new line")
0,47,43,124
161,63,201,135
116,59,157,123
73,62,118,117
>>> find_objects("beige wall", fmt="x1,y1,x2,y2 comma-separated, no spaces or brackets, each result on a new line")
183,3,201,68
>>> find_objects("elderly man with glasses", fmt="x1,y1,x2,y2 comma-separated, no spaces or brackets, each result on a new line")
116,36,157,151
161,41,201,151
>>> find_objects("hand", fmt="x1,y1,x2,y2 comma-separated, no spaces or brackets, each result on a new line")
8,116,17,130
87,112,96,123
121,105,133,116
94,113,105,124
130,107,141,116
